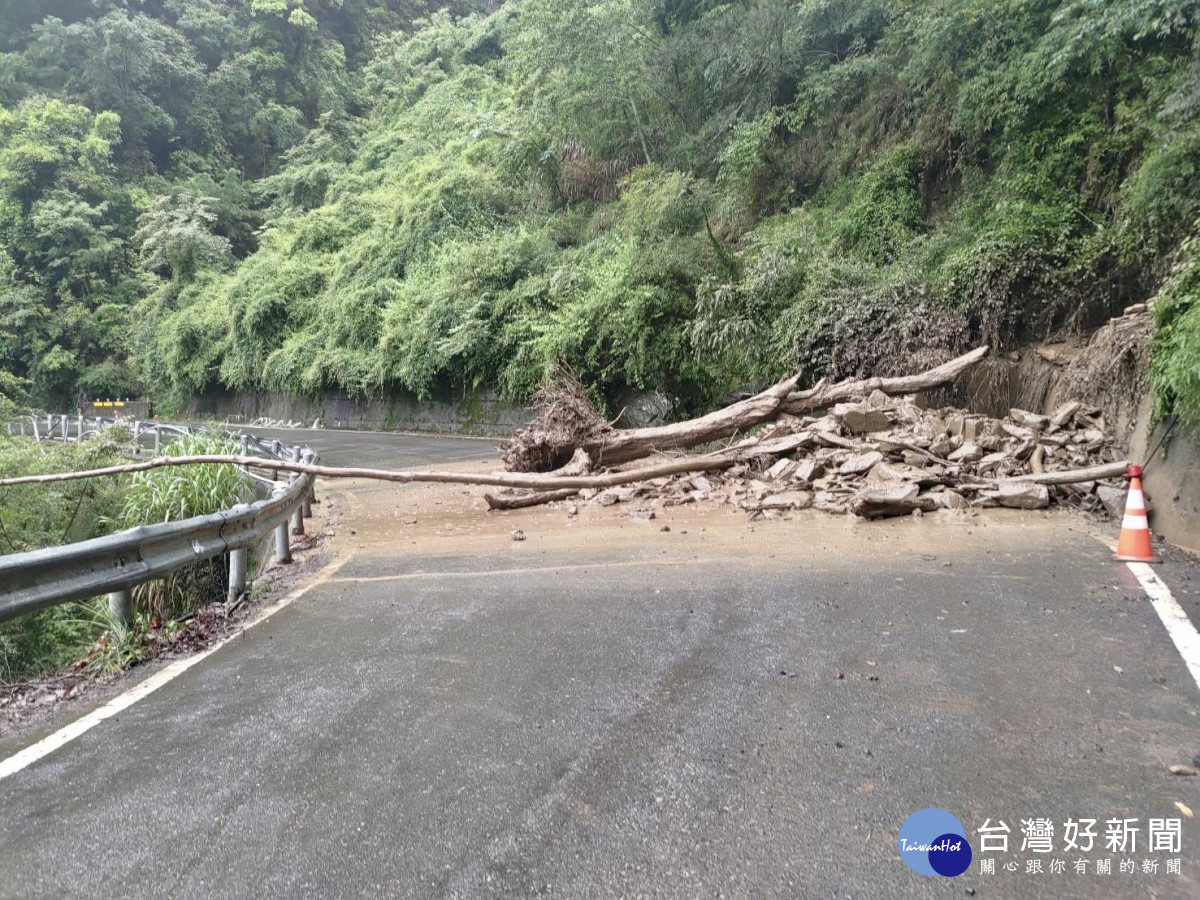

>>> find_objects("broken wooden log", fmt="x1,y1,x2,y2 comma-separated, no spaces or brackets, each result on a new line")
1008,461,1128,485
485,488,579,510
780,346,989,416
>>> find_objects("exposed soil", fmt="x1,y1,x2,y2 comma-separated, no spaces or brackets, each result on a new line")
328,459,1114,568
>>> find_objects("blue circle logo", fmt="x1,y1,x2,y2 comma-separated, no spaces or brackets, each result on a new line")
898,808,972,877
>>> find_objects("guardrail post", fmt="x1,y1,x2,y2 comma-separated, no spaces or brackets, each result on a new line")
288,448,305,536
108,589,134,627
274,521,292,564
302,449,315,517
31,416,39,441
154,425,161,455
290,502,305,536
228,548,248,603
132,420,141,454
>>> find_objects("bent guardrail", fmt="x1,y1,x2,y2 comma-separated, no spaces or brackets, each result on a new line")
0,424,318,626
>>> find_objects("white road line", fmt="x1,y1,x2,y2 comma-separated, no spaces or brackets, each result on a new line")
0,554,350,783
1126,561,1200,691
330,557,730,583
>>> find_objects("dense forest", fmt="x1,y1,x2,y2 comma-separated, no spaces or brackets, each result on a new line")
1,0,1198,424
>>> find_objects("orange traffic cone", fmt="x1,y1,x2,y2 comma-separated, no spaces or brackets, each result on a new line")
1115,465,1156,562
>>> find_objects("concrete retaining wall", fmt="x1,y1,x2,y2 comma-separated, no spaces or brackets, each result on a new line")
185,389,531,436
1128,397,1200,554
961,352,1199,554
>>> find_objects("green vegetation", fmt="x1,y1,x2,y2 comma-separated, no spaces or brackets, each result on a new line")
0,429,251,681
0,0,484,408
1,1,1198,422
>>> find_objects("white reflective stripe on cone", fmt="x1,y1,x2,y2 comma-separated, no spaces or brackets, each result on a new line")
1122,513,1149,530
1124,488,1145,510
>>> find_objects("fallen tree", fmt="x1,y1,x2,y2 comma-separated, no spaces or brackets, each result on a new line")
779,346,990,416
501,346,990,471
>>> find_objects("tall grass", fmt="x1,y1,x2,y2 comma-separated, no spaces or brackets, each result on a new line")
116,431,252,619
119,431,251,523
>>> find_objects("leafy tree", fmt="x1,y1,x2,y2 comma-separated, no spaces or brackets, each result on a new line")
0,0,1197,422
136,192,232,281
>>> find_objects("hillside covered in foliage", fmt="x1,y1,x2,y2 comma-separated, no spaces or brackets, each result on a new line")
2,1,1199,423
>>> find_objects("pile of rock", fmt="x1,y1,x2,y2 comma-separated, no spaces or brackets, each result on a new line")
564,392,1125,520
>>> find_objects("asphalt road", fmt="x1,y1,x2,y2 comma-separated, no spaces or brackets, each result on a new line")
2,431,1199,898
224,425,500,470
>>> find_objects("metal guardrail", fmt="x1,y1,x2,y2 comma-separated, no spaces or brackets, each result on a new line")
0,418,318,626
7,413,200,454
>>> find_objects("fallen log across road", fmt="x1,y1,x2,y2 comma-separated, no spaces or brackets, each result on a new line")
0,434,813,491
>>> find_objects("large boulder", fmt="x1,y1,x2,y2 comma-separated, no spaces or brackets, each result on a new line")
833,402,893,434
851,483,920,519
984,481,1050,510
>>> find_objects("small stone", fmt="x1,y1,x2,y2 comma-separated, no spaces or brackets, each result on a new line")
766,458,798,481
865,461,908,483
947,442,982,463
840,450,884,475
1094,483,1125,518
866,389,891,409
977,451,1009,472
758,490,813,510
938,490,969,510
511,529,526,542
791,459,826,484
1008,408,1050,431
